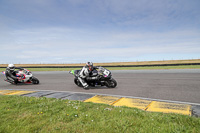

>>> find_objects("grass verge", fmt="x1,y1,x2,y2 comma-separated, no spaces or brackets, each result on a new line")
0,65,200,72
0,95,200,133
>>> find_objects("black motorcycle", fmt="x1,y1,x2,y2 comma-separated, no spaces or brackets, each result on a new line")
69,67,117,88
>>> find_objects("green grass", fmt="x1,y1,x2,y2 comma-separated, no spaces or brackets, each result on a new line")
0,95,200,133
1,65,200,72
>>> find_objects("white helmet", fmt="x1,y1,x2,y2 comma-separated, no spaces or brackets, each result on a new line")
8,64,15,71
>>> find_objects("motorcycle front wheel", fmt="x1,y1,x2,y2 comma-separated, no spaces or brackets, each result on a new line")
32,76,39,84
74,78,83,87
106,78,117,88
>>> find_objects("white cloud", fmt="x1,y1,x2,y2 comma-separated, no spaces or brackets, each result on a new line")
0,0,200,63
1,27,200,59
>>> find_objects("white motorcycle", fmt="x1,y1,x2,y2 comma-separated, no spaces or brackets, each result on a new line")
2,69,39,84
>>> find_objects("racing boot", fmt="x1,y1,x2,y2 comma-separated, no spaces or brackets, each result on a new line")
83,84,89,90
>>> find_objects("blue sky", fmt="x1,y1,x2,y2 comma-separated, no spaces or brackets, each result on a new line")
0,0,200,64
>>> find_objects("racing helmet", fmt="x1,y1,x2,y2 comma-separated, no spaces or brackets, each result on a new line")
8,64,15,71
86,62,93,71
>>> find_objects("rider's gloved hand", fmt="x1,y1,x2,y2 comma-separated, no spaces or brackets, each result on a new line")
95,75,101,80
17,77,22,81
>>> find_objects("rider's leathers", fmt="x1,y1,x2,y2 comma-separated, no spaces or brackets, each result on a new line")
5,67,24,83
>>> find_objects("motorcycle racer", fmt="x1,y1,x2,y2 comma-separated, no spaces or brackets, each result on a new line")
5,64,24,84
78,62,100,89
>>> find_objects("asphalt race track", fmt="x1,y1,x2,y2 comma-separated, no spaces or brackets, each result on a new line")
1,69,200,104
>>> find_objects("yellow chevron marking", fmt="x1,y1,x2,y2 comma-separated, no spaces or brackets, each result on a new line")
0,90,18,95
84,95,120,105
146,101,191,115
6,91,36,95
113,98,152,110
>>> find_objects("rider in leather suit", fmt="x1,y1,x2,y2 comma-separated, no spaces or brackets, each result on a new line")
78,62,99,89
5,64,24,84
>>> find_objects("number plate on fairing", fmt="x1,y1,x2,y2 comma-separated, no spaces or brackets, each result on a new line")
103,70,110,76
